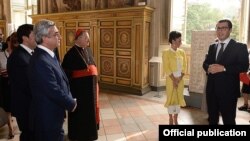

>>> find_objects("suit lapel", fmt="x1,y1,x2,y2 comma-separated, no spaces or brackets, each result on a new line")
19,46,32,59
212,44,218,62
50,55,68,83
19,46,30,54
59,66,69,84
223,39,235,55
37,48,69,85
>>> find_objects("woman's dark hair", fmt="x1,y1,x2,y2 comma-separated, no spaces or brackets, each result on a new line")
1,36,10,51
168,31,182,44
1,32,18,51
10,32,18,50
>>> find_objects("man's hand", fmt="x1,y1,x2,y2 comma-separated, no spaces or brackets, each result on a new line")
208,64,225,74
0,69,8,77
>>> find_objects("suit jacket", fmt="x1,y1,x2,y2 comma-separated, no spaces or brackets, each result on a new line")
7,45,32,118
28,47,75,141
162,48,187,76
203,39,249,98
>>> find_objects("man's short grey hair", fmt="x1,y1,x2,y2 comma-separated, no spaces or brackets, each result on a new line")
34,19,55,44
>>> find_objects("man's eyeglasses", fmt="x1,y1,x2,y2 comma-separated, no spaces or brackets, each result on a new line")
47,32,61,38
215,26,229,31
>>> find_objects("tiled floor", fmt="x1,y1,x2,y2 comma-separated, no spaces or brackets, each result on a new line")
0,90,249,141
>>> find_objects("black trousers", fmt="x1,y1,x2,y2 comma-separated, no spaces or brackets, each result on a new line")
16,115,33,141
206,92,237,125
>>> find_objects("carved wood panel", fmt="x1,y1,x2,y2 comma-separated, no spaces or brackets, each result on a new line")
100,56,114,76
117,28,131,49
39,0,142,14
100,28,114,48
31,6,153,95
65,29,75,46
116,57,131,78
99,24,133,85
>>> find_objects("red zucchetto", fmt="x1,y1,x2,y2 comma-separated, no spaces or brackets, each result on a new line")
75,29,85,40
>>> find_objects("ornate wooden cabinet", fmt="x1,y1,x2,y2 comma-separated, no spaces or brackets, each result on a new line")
31,6,153,95
0,20,6,40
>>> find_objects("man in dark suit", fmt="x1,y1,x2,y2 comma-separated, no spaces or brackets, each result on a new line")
7,24,37,141
29,19,77,141
203,19,249,125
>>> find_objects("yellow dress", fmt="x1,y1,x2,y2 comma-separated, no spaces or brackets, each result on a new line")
162,48,187,107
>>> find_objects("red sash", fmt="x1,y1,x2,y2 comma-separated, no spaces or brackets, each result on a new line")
71,65,100,125
240,72,250,85
72,65,98,78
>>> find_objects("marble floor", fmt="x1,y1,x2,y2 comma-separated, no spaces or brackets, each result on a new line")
0,90,249,141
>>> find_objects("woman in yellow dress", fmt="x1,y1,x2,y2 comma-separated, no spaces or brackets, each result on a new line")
162,31,187,125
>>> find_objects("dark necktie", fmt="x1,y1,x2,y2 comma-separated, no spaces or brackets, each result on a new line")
217,43,225,61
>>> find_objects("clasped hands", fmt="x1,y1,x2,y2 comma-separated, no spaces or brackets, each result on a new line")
170,73,184,88
172,77,181,88
207,64,225,74
0,69,8,77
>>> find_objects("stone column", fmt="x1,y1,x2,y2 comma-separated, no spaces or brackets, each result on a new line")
0,0,3,19
148,0,170,90
3,0,11,22
2,0,11,35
